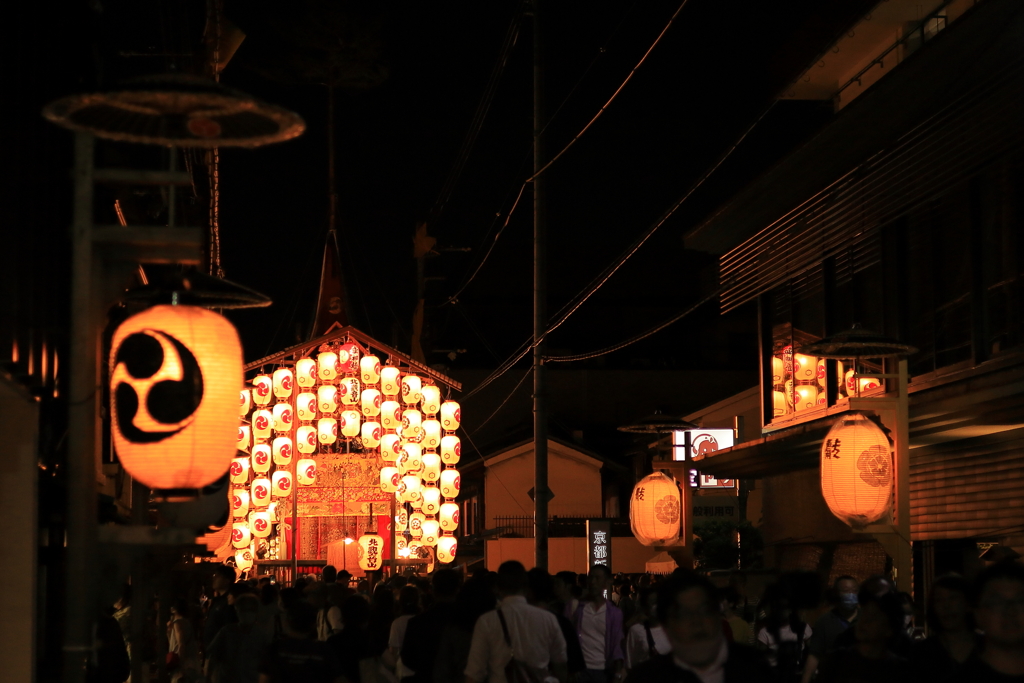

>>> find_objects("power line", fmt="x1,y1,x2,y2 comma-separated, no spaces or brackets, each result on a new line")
470,365,533,434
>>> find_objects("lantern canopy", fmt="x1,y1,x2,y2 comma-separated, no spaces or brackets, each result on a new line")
420,385,441,415
297,392,317,421
235,549,253,572
381,400,401,430
249,511,272,538
339,410,362,437
339,378,361,405
237,425,251,453
109,304,243,490
401,375,422,404
380,466,400,493
317,352,340,381
381,434,402,461
441,435,461,465
360,355,381,384
361,421,383,448
630,472,681,546
239,389,252,417
272,436,293,466
272,403,293,432
820,413,893,528
357,534,384,571
421,452,441,483
318,385,339,414
318,418,338,445
421,519,440,546
252,410,272,441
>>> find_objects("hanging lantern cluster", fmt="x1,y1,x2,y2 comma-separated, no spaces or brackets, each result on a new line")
771,344,881,419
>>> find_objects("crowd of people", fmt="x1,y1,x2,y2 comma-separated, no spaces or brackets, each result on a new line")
92,558,1024,683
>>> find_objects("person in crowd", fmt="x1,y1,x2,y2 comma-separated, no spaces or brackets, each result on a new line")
624,587,672,671
258,600,342,683
755,583,811,682
897,592,921,640
815,591,910,683
625,570,771,682
206,593,272,683
572,564,625,682
358,580,373,601
401,569,462,683
721,587,754,646
323,566,339,585
617,580,638,626
89,607,131,683
908,574,979,683
830,575,911,658
554,571,580,619
204,565,238,651
257,583,280,640
801,575,859,683
528,567,587,678
368,583,397,659
167,599,202,683
465,560,568,683
328,594,377,683
306,582,333,641
952,560,1024,682
434,574,496,683
387,584,422,679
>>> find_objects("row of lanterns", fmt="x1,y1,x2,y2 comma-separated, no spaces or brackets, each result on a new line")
771,346,881,418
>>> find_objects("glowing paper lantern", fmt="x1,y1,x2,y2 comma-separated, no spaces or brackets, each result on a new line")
441,435,461,465
402,443,423,472
361,388,382,417
318,385,338,414
401,475,422,498
272,437,293,466
232,489,250,518
821,413,892,528
297,392,317,421
237,424,251,453
272,403,293,432
420,385,441,415
395,507,408,533
440,401,461,431
437,535,457,563
380,367,401,396
409,512,425,538
318,418,338,445
396,536,408,551
249,511,271,538
252,375,273,406
793,385,818,411
272,470,293,497
357,534,383,572
338,343,360,375
239,389,252,417
252,409,272,441
381,434,402,462
422,419,441,449
409,491,424,509
401,375,422,404
251,477,271,507
845,369,882,395
400,409,422,441
339,377,361,405
295,358,317,388
630,472,681,546
440,502,460,531
421,486,441,515
272,368,294,398
773,391,788,417
793,354,818,382
360,355,381,385
422,452,441,483
251,444,272,473
381,400,401,430
109,305,243,490
421,519,440,546
235,549,253,572
231,522,251,549
439,469,461,499
317,352,340,381
297,459,317,486
361,421,382,448
380,466,400,493
296,425,317,454
772,356,785,384
229,457,249,485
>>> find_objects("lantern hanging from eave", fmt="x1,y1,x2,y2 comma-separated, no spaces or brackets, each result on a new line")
339,410,361,438
381,434,402,462
251,443,272,473
401,374,422,404
318,385,338,414
380,466,400,493
296,426,317,454
272,436,293,466
229,456,249,484
252,374,272,406
252,409,272,441
409,511,425,538
361,421,382,448
440,401,461,431
439,469,461,499
820,412,893,528
239,389,252,417
272,403,293,432
237,424,251,453
297,392,317,421
297,459,317,486
400,408,422,441
357,533,383,572
437,535,457,563
420,385,441,415
439,502,460,531
339,377,361,405
272,368,294,399
232,489,250,517
251,477,271,507
109,305,243,490
421,519,440,546
231,522,251,549
296,358,317,388
381,400,401,430
318,418,338,445
441,435,461,465
421,486,441,515
360,355,381,385
361,388,382,417
338,343,360,375
317,351,339,381
421,452,441,483
272,470,293,497
630,472,681,546
380,367,400,396
235,548,253,573
249,511,271,538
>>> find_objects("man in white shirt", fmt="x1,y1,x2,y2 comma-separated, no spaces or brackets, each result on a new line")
573,564,625,683
465,561,568,683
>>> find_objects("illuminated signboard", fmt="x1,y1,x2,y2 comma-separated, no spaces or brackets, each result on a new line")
672,429,737,489
587,519,612,570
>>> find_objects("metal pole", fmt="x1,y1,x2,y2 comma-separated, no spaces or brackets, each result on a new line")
64,131,98,683
291,436,299,584
531,0,549,571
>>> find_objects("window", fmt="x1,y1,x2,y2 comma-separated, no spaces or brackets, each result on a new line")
979,157,1024,356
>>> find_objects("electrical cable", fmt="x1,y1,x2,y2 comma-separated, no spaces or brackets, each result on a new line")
470,365,533,435
461,429,531,514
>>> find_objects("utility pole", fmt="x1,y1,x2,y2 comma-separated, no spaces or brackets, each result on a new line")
531,0,549,571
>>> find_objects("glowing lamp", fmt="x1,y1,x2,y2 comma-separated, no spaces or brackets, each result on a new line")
249,511,271,538
400,409,422,441
361,388,382,417
272,368,294,398
821,413,892,528
439,469,461,499
295,358,317,388
252,375,273,406
381,434,402,462
272,437,293,466
272,403,293,432
235,549,253,572
381,400,401,430
440,401,461,431
630,472,682,546
318,385,338,414
317,418,338,445
239,389,252,417
232,489,249,518
401,475,422,498
231,522,251,549
360,355,381,384
272,470,292,497
422,419,441,449
395,507,408,533
361,421,383,448
297,459,317,486
396,536,408,552
409,491,424,509
437,535,457,564
441,435,461,465
845,369,881,395
402,443,423,472
237,424,251,453
317,352,340,381
380,367,400,396
421,486,441,515
251,444,271,473
380,466,400,493
772,356,785,384
772,391,788,417
793,385,818,411
422,452,441,483
297,392,317,421
339,377,361,405
421,519,440,546
109,305,243,490
357,534,383,572
296,425,317,454
338,343,360,375
420,385,441,415
252,409,272,441
793,354,818,382
229,457,249,485
439,502,460,531
409,512,425,538
401,375,422,404
250,477,271,507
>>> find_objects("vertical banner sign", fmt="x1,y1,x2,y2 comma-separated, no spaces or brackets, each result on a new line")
587,519,612,570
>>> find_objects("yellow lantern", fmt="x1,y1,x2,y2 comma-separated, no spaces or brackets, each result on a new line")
357,534,384,572
407,541,422,557
360,355,381,385
252,374,273,406
401,374,422,404
422,419,441,449
396,535,408,552
296,392,317,421
338,342,361,375
439,502,460,531
380,366,401,396
845,369,881,395
380,466,400,493
361,388,382,417
793,385,818,411
772,356,785,384
401,475,422,499
235,549,253,573
439,469,461,499
395,507,408,533
437,535,457,564
251,477,271,507
109,305,243,490
272,470,293,497
339,410,362,437
381,400,401,430
400,408,422,441
229,456,249,485
295,358,317,388
318,418,338,445
401,443,423,473
317,351,340,381
630,472,682,546
296,425,317,454
297,459,317,486
409,512,426,538
231,522,251,549
249,511,272,538
237,424,251,452
772,390,788,417
440,401,461,431
381,434,402,462
441,435,461,465
272,368,294,399
361,421,383,448
421,519,440,546
339,377,361,405
252,409,272,441
272,403,293,432
231,489,250,518
793,354,818,382
251,443,272,473
272,436,293,466
318,385,338,414
420,385,441,415
422,452,441,483
421,486,441,515
409,490,424,509
821,413,893,528
239,389,252,417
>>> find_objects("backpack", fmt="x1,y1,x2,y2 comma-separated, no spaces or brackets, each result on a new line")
497,609,551,683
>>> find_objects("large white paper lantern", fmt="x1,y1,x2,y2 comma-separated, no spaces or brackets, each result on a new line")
441,435,461,465
422,419,441,449
249,511,272,538
231,522,251,549
421,519,440,546
401,375,422,404
235,548,254,572
252,375,273,406
381,434,402,462
380,466,400,493
420,385,441,415
296,425,317,454
231,489,250,518
361,421,383,448
318,418,338,445
360,355,381,385
421,487,441,515
380,366,401,396
339,410,361,438
630,472,681,546
401,443,423,473
401,475,422,500
251,444,272,473
318,385,338,414
422,452,441,483
272,436,293,466
437,535,457,563
239,389,252,417
250,477,271,507
297,392,317,421
295,358,318,388
793,385,818,411
252,409,272,442
400,409,422,441
272,368,294,399
229,457,249,485
793,354,818,382
297,459,317,486
381,400,401,430
439,469,461,499
440,401,461,431
361,388,382,417
439,502,460,531
821,413,893,528
272,470,293,497
317,352,340,381
358,534,383,572
272,403,293,432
